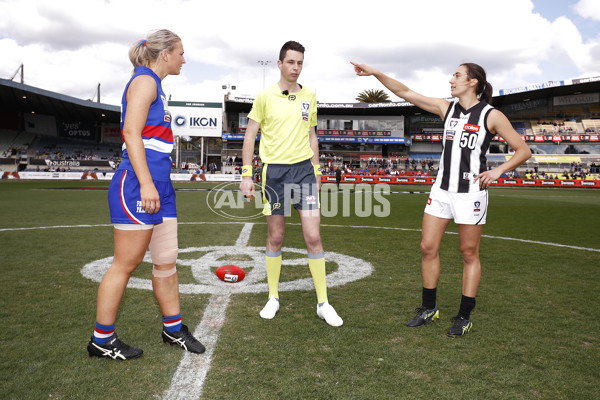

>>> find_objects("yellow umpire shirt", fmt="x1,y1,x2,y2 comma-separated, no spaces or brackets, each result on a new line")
248,83,318,164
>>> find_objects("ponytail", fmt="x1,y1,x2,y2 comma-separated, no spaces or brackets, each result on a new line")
479,80,493,104
128,29,181,71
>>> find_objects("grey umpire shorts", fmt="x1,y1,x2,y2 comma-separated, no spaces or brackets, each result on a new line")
261,159,319,216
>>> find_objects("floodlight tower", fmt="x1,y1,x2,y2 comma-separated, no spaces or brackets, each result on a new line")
257,60,271,88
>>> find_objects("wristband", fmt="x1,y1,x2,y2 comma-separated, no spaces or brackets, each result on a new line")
313,164,322,176
241,165,253,177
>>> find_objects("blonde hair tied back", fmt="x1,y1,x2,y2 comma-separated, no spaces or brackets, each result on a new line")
128,29,181,71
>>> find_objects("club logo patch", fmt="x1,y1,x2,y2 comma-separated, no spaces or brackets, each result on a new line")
301,101,310,122
474,201,481,212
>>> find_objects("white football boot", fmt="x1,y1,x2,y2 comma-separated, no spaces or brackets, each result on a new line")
317,302,343,327
259,297,280,319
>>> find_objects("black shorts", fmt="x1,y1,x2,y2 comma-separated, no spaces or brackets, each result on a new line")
261,159,319,216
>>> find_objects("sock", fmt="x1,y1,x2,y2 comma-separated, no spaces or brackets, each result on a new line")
308,253,328,304
422,287,437,310
265,250,282,299
93,322,115,345
458,295,476,319
163,313,182,333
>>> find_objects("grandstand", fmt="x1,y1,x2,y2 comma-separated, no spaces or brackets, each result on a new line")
1,74,599,183
223,77,600,181
0,77,120,173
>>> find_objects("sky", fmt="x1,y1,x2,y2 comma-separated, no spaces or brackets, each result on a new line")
0,0,599,107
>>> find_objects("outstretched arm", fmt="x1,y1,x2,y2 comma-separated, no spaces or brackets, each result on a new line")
351,62,450,120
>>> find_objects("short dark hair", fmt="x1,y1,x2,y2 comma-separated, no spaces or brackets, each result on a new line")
279,41,305,62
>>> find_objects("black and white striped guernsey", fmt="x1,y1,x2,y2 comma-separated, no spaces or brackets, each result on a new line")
433,99,495,193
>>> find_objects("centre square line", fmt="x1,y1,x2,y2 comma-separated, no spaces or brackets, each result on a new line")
163,221,375,399
163,222,253,400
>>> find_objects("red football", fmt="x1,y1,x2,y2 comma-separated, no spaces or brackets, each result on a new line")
216,264,245,283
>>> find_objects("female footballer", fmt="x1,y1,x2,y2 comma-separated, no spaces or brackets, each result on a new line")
87,30,205,359
352,61,531,336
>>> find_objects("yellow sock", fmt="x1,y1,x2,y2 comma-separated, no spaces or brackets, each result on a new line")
265,251,282,299
308,253,328,304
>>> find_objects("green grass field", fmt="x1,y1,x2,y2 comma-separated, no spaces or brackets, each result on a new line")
1,180,599,399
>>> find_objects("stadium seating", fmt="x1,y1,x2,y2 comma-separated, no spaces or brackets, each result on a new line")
0,129,23,157
33,136,120,161
511,121,527,135
582,119,600,133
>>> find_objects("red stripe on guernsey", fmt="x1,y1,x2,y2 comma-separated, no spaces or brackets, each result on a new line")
163,317,182,327
141,125,173,142
119,171,144,224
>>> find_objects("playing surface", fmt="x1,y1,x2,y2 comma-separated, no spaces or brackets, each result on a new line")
1,180,598,399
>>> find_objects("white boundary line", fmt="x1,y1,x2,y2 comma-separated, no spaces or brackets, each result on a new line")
2,221,599,253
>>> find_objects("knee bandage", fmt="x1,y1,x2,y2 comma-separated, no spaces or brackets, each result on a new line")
152,265,177,278
149,218,179,267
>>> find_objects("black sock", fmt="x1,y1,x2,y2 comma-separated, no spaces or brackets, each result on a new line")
422,287,437,309
458,295,476,319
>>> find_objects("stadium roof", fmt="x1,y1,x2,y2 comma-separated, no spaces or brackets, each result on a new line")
492,78,600,109
226,77,600,117
2,75,598,124
0,78,120,124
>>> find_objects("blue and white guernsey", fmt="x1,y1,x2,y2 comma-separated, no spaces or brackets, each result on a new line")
118,66,173,181
434,99,495,193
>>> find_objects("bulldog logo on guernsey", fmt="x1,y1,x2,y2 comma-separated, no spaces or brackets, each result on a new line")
464,124,480,132
301,101,310,122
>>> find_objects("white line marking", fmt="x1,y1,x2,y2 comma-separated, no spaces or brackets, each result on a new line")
83,220,373,399
164,293,231,400
20,218,597,398
163,223,253,400
3,221,599,253
81,246,373,295
0,224,113,232
235,222,253,247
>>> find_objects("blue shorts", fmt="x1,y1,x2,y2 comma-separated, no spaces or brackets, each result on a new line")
261,159,319,216
108,169,177,225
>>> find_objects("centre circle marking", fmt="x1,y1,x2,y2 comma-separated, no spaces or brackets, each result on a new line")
80,222,373,400
81,245,373,293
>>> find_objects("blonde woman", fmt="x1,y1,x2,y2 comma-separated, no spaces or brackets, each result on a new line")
88,30,205,359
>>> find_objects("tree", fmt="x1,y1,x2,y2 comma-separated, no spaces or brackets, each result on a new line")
355,89,391,103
